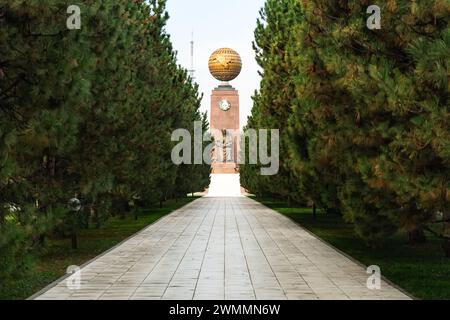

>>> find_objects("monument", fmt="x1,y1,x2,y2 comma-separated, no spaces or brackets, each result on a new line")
207,48,243,197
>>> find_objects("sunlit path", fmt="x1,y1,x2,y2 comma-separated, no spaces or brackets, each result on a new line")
33,197,411,300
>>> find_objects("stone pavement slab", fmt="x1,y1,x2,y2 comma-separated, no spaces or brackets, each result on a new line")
33,197,411,300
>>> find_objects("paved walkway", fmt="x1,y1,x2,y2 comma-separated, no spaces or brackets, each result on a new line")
34,197,410,300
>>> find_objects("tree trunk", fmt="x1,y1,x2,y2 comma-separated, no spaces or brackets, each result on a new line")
71,232,78,250
50,156,56,176
408,228,426,245
84,214,90,229
91,204,100,229
312,203,317,221
38,234,46,247
441,239,450,258
0,208,5,226
444,210,450,257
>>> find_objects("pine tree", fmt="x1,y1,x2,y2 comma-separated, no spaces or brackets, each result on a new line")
240,95,272,198
241,0,306,204
248,0,449,249
0,0,94,276
288,0,449,245
370,1,450,248
0,0,211,282
288,0,400,243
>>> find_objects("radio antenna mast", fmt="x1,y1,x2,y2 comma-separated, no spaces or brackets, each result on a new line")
189,31,195,80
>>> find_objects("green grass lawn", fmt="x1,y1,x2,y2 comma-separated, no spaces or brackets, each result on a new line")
256,197,450,300
0,197,198,300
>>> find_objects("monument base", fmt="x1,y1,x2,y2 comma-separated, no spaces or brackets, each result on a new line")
206,174,242,197
212,162,238,174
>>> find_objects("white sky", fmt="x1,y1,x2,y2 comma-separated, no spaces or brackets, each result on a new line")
165,0,265,128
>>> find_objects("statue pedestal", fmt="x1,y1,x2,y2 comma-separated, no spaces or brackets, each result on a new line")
210,86,240,133
212,163,238,174
208,84,242,195
206,174,242,197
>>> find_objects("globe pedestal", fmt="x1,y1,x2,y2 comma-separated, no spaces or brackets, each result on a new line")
206,174,243,198
207,86,242,197
210,86,240,175
206,48,243,197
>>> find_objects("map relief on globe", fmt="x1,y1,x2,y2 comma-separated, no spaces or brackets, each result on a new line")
208,48,242,82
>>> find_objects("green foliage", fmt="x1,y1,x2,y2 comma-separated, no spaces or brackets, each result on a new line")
241,0,307,204
0,0,209,283
243,0,449,247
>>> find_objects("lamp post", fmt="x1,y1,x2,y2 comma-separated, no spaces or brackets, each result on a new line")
68,198,82,249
